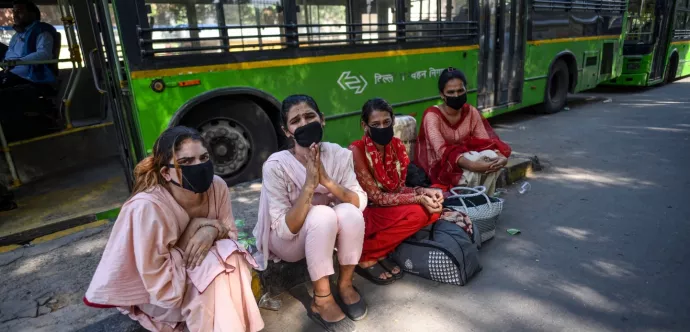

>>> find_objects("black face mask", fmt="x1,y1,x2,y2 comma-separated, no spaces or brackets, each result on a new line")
444,94,467,110
168,160,215,194
292,121,323,147
368,124,395,146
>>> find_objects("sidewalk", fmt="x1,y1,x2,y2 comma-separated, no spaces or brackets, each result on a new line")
0,154,537,332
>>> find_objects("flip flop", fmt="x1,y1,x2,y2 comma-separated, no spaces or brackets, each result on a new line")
355,264,395,285
334,286,368,321
378,258,404,280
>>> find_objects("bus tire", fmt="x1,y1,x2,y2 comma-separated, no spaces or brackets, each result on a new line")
540,59,569,114
665,55,679,84
182,98,278,186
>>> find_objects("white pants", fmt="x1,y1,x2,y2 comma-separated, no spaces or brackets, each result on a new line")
459,150,501,196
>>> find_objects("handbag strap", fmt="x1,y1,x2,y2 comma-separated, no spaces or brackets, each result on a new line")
447,186,493,212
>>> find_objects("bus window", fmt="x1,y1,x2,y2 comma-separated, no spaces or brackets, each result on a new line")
143,0,287,54
296,0,348,46
224,0,285,51
406,0,440,41
145,1,221,55
351,0,397,44
626,0,657,44
0,5,81,68
442,0,470,22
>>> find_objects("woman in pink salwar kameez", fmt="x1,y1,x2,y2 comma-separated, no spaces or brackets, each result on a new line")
253,95,367,332
84,126,264,332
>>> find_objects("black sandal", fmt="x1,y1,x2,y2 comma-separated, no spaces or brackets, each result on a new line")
378,257,404,280
335,286,368,321
355,264,395,285
307,292,355,332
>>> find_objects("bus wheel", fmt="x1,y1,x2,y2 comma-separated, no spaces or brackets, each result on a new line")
540,59,569,114
182,98,278,186
665,56,678,84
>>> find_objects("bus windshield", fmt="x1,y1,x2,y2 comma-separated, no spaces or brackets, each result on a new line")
625,0,657,44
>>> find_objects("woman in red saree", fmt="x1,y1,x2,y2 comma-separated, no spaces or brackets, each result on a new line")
349,98,443,285
415,68,512,195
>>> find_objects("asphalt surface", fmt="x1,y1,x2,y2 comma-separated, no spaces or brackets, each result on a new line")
1,78,689,331
261,79,690,331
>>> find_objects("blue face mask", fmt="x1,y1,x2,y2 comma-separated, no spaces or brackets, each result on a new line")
168,160,215,194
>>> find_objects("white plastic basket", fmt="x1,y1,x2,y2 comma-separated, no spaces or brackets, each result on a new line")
447,186,504,242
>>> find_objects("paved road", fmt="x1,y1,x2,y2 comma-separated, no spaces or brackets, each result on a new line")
1,78,689,331
261,79,690,331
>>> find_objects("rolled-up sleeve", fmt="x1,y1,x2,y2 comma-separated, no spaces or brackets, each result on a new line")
262,162,299,241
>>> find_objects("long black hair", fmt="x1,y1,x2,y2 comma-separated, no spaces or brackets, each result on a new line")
438,67,468,92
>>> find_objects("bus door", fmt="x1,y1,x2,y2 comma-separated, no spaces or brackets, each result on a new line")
649,0,675,81
84,0,145,190
477,0,526,109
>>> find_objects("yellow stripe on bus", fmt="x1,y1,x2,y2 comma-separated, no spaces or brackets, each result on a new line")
129,45,480,79
527,35,621,46
671,40,690,45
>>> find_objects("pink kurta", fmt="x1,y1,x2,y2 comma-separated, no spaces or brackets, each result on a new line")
84,176,264,332
253,142,367,272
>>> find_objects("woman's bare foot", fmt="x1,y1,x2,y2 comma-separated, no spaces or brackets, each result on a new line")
378,257,401,275
311,294,346,322
359,260,391,280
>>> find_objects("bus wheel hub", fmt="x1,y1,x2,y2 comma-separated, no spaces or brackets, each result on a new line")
200,120,250,176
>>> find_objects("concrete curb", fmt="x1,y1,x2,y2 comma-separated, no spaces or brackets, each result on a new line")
496,155,541,189
0,219,113,255
0,207,120,247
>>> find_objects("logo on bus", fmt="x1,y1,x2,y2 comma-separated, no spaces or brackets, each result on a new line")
337,71,368,94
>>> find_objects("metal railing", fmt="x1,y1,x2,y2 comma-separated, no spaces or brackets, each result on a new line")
137,21,479,56
532,0,627,13
674,29,690,40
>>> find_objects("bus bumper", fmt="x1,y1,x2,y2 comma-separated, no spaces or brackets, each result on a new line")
604,73,649,86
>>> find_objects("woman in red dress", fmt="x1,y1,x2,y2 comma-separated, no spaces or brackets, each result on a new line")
415,68,512,195
349,98,444,285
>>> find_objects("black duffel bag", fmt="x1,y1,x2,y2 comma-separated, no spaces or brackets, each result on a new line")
391,220,482,286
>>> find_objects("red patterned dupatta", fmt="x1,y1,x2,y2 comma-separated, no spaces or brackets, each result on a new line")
350,135,410,192
414,104,511,188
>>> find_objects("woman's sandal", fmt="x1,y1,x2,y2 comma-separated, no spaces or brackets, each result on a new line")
307,292,356,332
378,257,404,280
355,264,395,285
334,286,368,321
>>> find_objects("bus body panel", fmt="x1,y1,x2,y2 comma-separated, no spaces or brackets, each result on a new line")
671,41,690,77
127,47,481,151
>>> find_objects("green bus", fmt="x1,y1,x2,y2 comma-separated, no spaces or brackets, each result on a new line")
607,0,690,85
114,0,630,185
0,0,628,243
